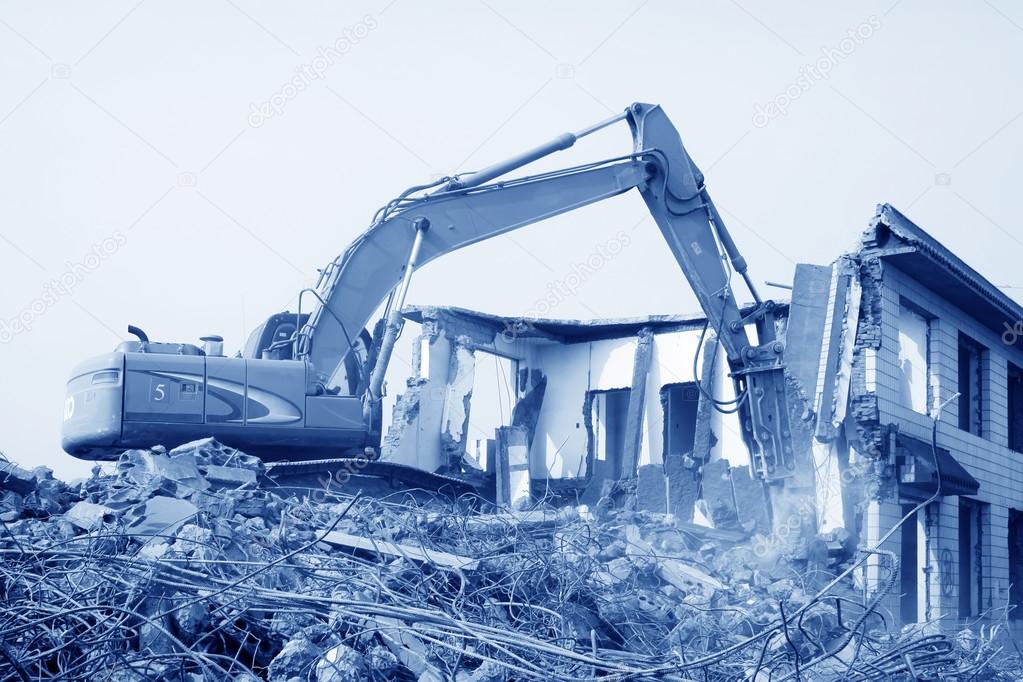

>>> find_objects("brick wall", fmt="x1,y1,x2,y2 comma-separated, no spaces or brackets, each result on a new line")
874,262,1023,623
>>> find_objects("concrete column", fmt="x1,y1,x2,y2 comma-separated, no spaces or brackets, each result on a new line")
439,338,476,470
863,499,904,617
985,503,1010,616
621,328,654,480
380,327,451,471
496,425,530,508
925,496,959,622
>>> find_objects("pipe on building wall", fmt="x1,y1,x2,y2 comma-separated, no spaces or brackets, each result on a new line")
924,501,935,622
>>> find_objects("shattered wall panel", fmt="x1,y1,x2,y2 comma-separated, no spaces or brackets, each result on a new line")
528,340,594,480
439,337,475,471
380,324,451,472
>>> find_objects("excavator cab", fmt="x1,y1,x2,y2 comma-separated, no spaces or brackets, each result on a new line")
243,312,309,360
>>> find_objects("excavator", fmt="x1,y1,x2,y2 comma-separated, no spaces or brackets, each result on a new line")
61,102,799,486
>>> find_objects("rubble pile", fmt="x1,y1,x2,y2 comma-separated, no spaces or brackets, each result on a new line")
0,440,1012,681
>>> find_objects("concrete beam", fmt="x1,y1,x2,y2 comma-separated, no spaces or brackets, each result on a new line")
692,334,720,464
786,263,834,401
815,258,856,442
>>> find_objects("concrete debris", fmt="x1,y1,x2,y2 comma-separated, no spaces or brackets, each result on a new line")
0,439,1010,680
63,499,116,531
125,495,198,537
494,425,530,509
0,460,37,495
118,447,210,495
698,458,739,528
267,634,322,680
204,464,258,487
321,529,478,570
315,642,364,682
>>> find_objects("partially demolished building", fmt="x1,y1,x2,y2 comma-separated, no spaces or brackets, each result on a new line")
825,204,1023,628
382,203,1023,629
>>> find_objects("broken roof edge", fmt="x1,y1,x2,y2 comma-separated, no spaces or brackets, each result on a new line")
402,301,790,344
864,203,1023,331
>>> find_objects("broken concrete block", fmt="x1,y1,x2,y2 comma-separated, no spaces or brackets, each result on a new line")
170,598,209,640
137,539,171,561
204,465,257,487
624,523,722,597
456,661,506,682
125,495,198,537
363,645,398,677
63,500,116,531
0,490,24,521
729,466,770,534
23,477,66,515
268,634,320,680
636,464,667,514
0,460,36,495
376,616,445,681
173,437,264,473
171,523,216,560
117,448,210,496
699,459,738,529
316,643,364,682
495,426,530,509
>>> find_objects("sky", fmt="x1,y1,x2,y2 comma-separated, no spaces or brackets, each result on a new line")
1,1,1022,478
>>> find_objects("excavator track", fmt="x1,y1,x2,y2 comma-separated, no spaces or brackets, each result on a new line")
262,456,478,501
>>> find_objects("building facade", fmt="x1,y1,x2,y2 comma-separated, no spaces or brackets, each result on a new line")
834,205,1023,626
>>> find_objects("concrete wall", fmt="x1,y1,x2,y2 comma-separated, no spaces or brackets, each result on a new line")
381,326,452,471
382,311,754,523
381,315,540,473
525,328,742,481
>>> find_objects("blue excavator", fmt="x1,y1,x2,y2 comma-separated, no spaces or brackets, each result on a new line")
61,102,798,484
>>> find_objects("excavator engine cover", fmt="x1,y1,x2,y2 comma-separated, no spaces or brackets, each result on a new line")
62,348,369,460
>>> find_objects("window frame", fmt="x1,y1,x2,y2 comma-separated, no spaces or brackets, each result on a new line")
957,332,986,438
1008,362,1023,453
897,298,933,415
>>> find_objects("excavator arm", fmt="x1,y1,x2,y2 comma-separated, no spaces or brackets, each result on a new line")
296,157,652,388
299,102,795,481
